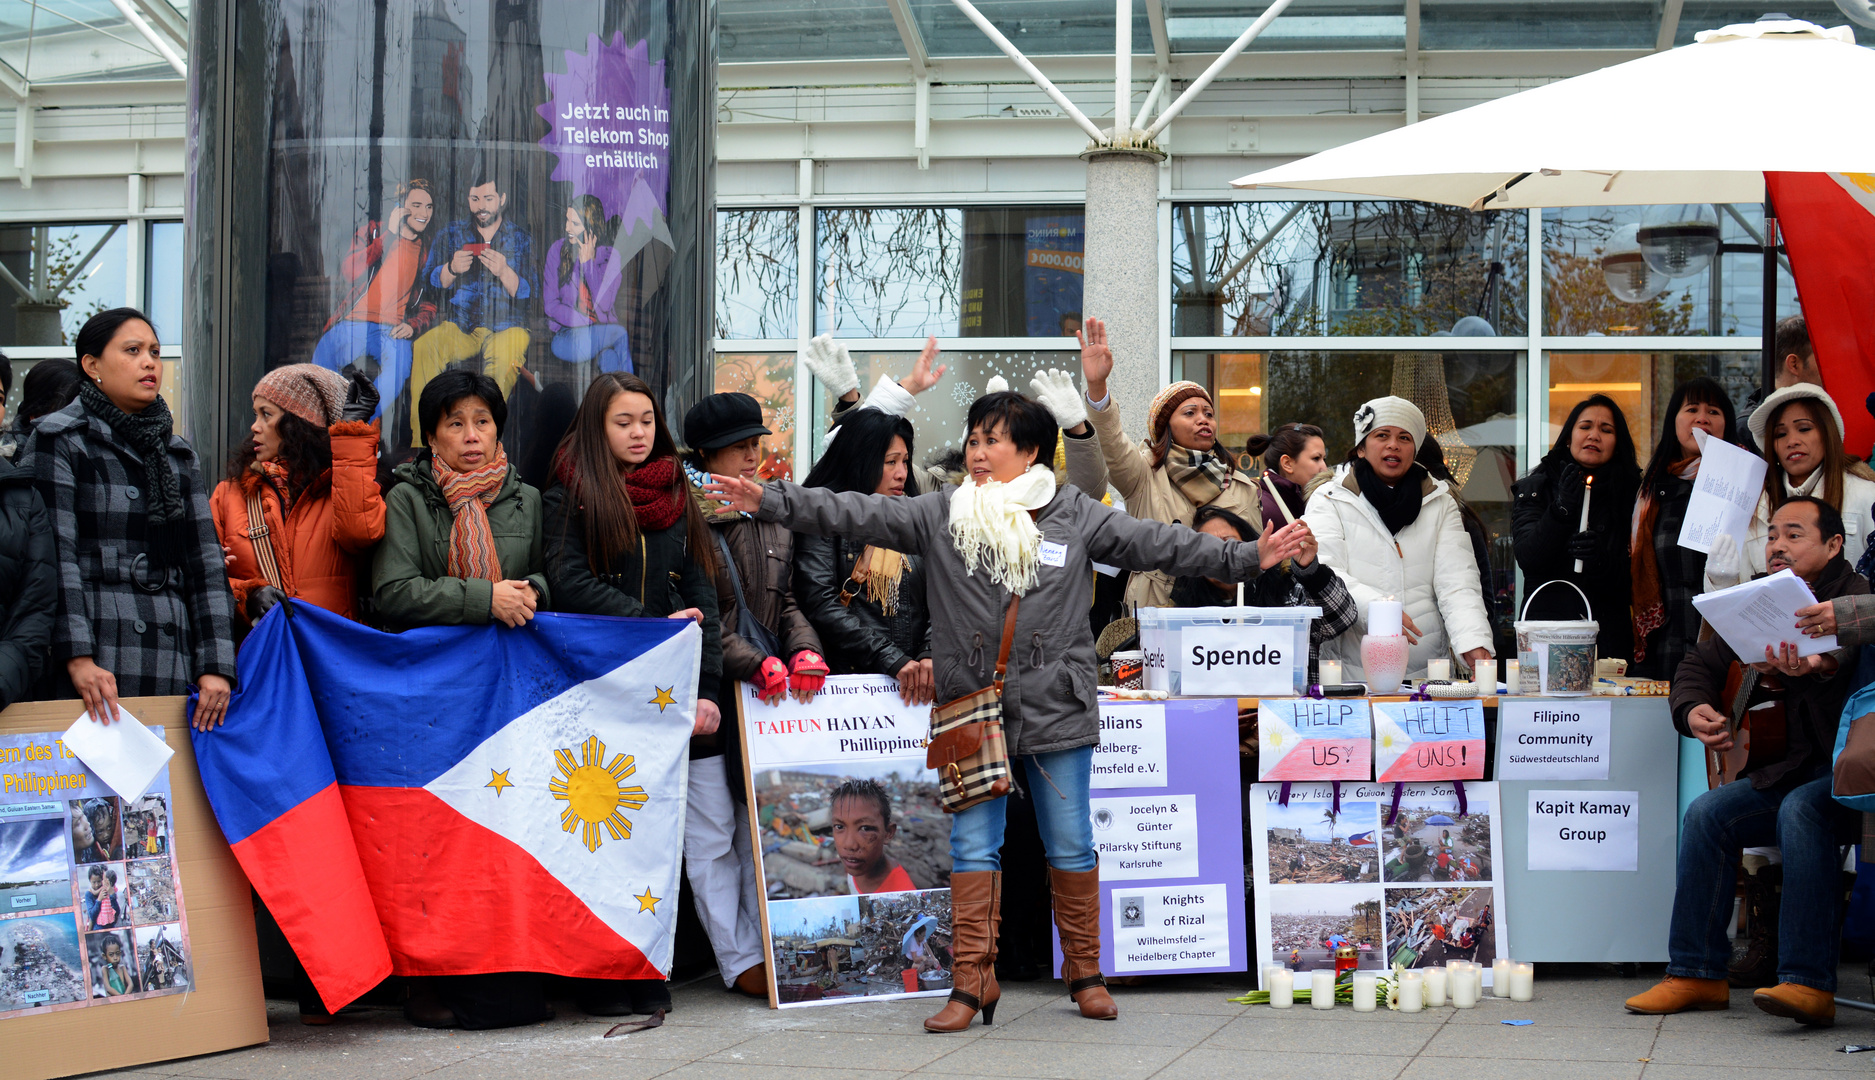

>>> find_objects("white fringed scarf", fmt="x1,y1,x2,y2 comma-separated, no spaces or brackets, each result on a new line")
947,464,1056,595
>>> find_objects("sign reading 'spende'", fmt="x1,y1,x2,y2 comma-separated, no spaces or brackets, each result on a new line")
1181,627,1292,696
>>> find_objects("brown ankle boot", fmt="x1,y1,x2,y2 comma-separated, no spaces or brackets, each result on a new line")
1050,866,1117,1020
1624,975,1730,1014
926,871,1001,1032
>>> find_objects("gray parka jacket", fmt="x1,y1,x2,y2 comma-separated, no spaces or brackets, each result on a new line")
757,480,1267,756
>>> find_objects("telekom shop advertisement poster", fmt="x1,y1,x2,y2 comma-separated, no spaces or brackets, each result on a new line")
1,731,191,1020
738,676,952,1008
1250,781,1507,985
1057,698,1246,977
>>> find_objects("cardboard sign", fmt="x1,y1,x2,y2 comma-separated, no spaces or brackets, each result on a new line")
1373,700,1487,782
1497,700,1612,780
1257,698,1373,781
1180,626,1294,697
1526,790,1639,872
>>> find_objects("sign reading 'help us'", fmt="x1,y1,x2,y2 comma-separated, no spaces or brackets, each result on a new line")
1180,626,1292,696
1256,698,1373,781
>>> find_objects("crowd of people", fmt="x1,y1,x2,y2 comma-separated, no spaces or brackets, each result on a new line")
0,304,1863,1031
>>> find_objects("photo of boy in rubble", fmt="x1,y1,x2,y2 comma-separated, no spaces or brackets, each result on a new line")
756,763,949,899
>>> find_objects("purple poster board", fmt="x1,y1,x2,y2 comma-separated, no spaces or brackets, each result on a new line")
1055,697,1246,977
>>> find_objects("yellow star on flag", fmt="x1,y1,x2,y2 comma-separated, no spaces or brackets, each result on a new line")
648,687,676,712
486,769,514,796
635,886,662,913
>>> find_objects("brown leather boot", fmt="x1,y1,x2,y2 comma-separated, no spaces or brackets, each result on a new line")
1753,982,1836,1026
925,871,1001,1032
1050,866,1117,1020
1729,860,1780,988
1623,975,1730,1014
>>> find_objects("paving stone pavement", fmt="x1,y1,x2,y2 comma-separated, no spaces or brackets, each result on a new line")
73,965,1875,1080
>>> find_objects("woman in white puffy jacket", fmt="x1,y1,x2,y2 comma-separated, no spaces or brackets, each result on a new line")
1304,396,1496,685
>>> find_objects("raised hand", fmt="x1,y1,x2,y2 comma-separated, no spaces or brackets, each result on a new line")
899,336,948,396
1030,368,1088,431
704,474,765,515
802,333,860,399
1078,316,1114,401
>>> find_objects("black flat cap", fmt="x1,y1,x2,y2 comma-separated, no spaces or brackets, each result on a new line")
684,392,771,451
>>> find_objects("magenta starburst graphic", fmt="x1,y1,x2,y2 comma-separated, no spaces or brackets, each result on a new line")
537,32,671,236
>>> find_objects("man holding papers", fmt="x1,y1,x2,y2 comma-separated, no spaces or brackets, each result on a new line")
1627,496,1866,1027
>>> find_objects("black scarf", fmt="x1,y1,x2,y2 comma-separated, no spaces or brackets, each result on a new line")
1354,458,1428,536
78,381,188,558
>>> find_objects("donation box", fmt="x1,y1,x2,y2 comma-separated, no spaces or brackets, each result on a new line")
1139,606,1320,697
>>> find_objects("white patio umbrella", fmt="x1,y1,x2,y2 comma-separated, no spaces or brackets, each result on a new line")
1231,19,1875,209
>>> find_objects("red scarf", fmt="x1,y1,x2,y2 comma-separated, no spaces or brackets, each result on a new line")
623,455,686,531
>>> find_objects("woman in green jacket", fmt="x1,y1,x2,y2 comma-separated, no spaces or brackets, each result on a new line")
371,368,552,1031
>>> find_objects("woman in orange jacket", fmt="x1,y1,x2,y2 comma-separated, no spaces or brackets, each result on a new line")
211,364,386,627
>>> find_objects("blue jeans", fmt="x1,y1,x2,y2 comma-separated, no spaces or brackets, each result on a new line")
1668,770,1857,990
311,320,413,425
551,324,632,374
951,745,1096,873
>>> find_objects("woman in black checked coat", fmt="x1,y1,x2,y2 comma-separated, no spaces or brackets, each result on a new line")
23,308,238,729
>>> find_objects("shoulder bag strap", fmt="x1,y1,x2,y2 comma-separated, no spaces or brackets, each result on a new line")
992,594,1020,689
244,486,286,591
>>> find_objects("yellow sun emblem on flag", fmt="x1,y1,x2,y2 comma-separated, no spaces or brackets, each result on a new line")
550,736,649,853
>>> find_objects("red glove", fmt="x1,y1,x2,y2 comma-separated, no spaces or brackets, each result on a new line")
790,650,829,697
754,656,790,704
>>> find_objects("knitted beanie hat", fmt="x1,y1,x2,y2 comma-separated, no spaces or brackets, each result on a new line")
255,364,348,428
1148,381,1212,442
1352,395,1427,449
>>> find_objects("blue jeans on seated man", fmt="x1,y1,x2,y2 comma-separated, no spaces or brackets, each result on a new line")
1668,766,1858,991
311,319,413,424
951,745,1096,873
551,324,632,374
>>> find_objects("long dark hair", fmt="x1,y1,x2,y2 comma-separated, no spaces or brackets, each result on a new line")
1545,393,1640,505
226,409,333,498
554,372,718,582
1762,395,1849,514
17,358,83,424
558,194,618,287
1245,422,1324,474
803,407,920,496
1640,377,1736,496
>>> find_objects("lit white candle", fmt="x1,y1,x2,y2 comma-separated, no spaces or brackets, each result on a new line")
1427,658,1452,681
1510,962,1535,1002
1311,968,1336,1008
1237,581,1245,606
1574,474,1594,573
1352,970,1378,1012
1451,963,1479,1008
1398,971,1423,1012
1319,659,1343,685
1268,967,1293,1008
1369,599,1403,637
1505,659,1521,695
1423,965,1447,1007
1492,958,1513,996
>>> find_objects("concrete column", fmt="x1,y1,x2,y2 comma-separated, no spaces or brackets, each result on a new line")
1081,149,1162,437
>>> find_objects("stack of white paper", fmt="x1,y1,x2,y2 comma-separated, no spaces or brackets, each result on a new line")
1692,569,1836,661
1677,429,1767,556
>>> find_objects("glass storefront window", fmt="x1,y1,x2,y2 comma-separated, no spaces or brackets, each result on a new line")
817,207,1085,339
1546,352,1759,458
713,351,799,480
146,221,185,344
1420,1,1659,50
716,210,798,339
1172,202,1527,337
808,350,1079,466
0,222,129,346
1542,204,1799,338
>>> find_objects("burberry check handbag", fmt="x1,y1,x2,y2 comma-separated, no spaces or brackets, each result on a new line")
925,594,1018,813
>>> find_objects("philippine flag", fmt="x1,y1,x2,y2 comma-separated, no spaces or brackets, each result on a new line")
1766,172,1875,457
1347,831,1376,847
192,603,698,1013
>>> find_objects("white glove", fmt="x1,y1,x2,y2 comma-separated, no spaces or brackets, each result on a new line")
1703,531,1742,593
984,375,1009,394
1029,368,1088,430
802,333,859,398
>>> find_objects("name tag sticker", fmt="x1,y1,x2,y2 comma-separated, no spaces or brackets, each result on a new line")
1039,541,1069,567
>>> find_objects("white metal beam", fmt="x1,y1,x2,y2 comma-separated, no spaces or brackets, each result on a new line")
1656,0,1683,51
945,0,1107,142
127,0,188,53
105,0,186,77
1405,0,1420,63
0,59,27,101
1145,0,1298,138
884,0,929,78
12,101,33,189
1132,72,1166,129
1115,0,1132,139
1144,0,1170,69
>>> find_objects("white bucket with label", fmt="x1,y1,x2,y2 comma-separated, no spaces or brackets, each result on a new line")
1514,580,1599,697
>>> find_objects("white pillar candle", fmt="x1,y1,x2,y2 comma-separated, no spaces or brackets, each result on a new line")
1351,970,1378,1012
1263,964,1286,989
1422,965,1447,1007
1471,963,1485,1000
1398,971,1423,1012
1368,599,1403,637
1319,659,1343,685
1492,958,1513,996
1427,658,1452,681
1510,963,1535,1002
1504,659,1520,694
1451,963,1479,1008
1574,475,1594,573
1268,968,1293,1008
1311,968,1336,1008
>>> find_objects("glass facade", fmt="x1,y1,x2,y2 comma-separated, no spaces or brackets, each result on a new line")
0,222,129,345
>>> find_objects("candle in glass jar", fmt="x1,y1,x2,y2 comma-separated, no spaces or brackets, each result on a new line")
1510,963,1535,1002
1427,658,1452,681
1451,963,1479,1008
1369,599,1404,637
1311,968,1336,1008
1319,659,1343,685
1398,971,1423,1012
1268,968,1293,1008
1351,970,1378,1012
1471,962,1485,1000
1423,965,1448,1006
1505,659,1521,695
1492,958,1513,996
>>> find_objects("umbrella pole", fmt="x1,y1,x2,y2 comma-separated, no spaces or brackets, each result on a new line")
1761,188,1779,395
